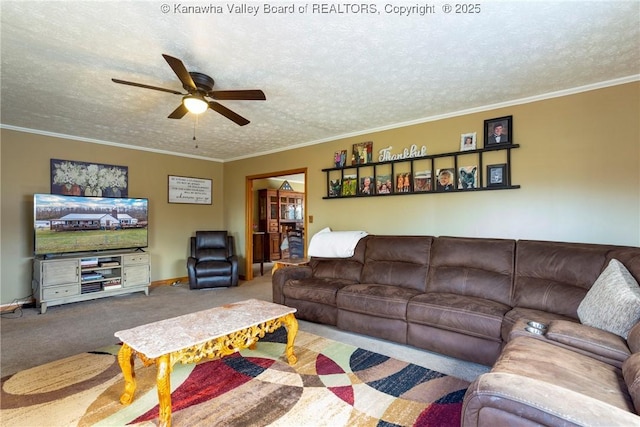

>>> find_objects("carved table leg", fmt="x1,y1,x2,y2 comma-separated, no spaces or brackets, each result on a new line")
117,344,136,405
156,354,172,427
282,313,298,365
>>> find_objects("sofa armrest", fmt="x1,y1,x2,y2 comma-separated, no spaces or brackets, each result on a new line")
545,320,631,366
272,265,312,304
462,372,639,427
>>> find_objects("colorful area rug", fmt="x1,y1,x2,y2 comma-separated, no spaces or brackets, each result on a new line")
1,328,469,426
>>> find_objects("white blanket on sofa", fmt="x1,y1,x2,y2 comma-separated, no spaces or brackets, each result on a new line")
307,228,368,258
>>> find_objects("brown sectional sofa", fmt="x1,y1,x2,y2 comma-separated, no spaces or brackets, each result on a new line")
272,235,640,426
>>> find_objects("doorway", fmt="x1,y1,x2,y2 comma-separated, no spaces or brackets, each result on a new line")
244,168,307,281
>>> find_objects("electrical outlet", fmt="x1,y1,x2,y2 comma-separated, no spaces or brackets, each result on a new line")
309,215,313,223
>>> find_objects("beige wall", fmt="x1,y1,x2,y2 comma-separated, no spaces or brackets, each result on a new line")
2,82,639,304
225,83,640,269
1,130,224,304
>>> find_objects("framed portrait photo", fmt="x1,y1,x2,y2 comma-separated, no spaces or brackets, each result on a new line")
484,115,512,148
460,132,477,151
487,163,508,187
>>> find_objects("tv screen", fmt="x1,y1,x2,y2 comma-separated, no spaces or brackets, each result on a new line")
34,194,148,256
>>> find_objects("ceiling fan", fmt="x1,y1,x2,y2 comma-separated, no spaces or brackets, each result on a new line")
112,54,265,126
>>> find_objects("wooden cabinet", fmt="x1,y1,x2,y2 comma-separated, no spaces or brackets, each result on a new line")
258,189,305,261
268,233,282,261
279,191,304,223
33,251,150,314
258,189,280,233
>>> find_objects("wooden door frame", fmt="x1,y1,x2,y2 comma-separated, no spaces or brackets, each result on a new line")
244,167,307,281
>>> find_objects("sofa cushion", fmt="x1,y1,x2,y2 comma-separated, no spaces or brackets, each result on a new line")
622,352,640,413
195,231,229,261
545,320,631,365
284,277,357,306
197,248,228,262
408,293,510,341
309,236,367,282
513,240,615,319
194,260,232,276
577,259,640,339
426,237,515,306
360,236,432,292
336,284,420,320
493,336,635,412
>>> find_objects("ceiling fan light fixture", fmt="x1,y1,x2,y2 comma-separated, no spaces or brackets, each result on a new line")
183,95,208,114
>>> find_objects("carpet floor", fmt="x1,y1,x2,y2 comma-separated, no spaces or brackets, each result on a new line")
1,328,470,427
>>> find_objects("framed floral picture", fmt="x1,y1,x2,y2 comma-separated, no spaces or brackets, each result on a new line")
50,159,128,197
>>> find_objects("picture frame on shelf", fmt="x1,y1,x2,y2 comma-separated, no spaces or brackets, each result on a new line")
436,168,456,191
329,179,342,197
376,174,392,194
458,166,478,189
359,176,374,195
395,172,412,193
342,174,357,196
487,163,508,187
333,150,347,168
352,141,373,165
484,115,512,147
460,132,477,151
413,171,432,192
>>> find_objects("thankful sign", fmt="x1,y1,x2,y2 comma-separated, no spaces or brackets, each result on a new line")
378,144,427,162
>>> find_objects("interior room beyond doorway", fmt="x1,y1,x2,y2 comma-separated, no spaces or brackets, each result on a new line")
245,168,307,281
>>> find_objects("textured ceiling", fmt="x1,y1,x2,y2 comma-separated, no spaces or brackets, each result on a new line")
1,1,639,162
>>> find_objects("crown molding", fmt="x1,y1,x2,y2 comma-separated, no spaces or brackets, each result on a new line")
3,75,638,163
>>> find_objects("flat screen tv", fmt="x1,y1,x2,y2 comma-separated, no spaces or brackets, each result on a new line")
34,194,148,256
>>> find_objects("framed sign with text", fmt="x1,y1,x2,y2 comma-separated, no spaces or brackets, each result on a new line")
168,175,212,205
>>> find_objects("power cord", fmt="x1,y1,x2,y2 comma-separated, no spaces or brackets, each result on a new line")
0,294,33,318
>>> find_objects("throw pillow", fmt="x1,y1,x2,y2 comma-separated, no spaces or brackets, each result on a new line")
577,259,640,339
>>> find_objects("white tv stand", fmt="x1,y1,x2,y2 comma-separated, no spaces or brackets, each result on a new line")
32,250,150,314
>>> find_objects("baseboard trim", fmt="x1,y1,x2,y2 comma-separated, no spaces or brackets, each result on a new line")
1,278,189,312
0,298,35,313
151,277,188,288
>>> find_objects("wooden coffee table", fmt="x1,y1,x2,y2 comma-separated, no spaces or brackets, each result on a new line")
114,299,298,427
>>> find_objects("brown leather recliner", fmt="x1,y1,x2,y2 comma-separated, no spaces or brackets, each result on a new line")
187,231,238,289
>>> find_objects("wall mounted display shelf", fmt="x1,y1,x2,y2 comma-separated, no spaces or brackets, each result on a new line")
322,144,520,199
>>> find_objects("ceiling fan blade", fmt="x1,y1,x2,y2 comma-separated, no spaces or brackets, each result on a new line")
209,90,266,101
111,78,182,95
208,101,250,126
162,54,197,91
168,103,189,119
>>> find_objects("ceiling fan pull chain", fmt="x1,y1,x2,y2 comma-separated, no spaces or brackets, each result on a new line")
193,115,198,148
